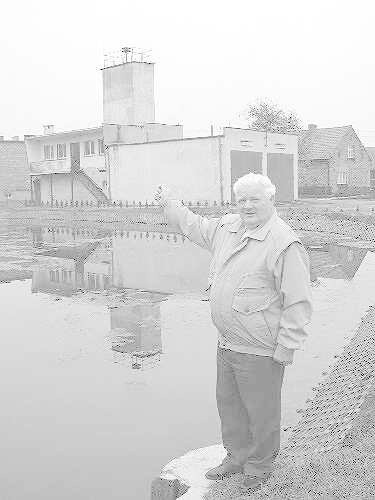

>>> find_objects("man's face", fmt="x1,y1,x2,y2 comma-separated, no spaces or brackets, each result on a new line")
235,184,275,230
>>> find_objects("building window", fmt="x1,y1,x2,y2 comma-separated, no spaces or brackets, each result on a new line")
370,169,375,188
337,170,349,185
84,140,95,156
98,138,105,155
44,145,54,160
57,143,67,159
347,145,355,160
49,269,60,282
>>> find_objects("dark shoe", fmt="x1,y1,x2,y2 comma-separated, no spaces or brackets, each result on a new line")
205,462,243,480
240,472,271,493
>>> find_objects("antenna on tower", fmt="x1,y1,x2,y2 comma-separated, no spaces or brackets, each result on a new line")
103,46,152,68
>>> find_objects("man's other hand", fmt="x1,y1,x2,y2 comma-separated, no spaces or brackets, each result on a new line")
154,185,171,207
273,344,294,366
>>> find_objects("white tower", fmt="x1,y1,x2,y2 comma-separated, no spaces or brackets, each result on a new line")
102,47,155,125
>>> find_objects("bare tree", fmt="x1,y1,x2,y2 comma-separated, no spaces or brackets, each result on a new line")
245,100,302,134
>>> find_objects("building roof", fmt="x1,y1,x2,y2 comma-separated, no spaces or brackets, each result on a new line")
26,126,103,141
299,125,353,161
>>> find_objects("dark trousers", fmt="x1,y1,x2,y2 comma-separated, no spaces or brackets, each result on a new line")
216,345,285,477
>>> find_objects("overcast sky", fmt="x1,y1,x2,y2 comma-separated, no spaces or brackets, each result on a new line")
1,0,375,144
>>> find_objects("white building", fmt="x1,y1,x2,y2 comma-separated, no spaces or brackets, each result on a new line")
27,126,108,204
26,51,181,204
26,49,298,204
108,127,298,203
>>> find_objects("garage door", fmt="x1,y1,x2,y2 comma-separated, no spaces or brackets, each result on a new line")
230,150,263,202
267,153,294,202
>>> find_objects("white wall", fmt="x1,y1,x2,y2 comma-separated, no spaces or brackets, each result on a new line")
103,123,183,145
108,128,298,203
25,139,42,163
109,137,221,202
144,123,183,142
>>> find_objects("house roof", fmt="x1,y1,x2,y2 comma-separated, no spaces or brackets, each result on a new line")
26,126,103,141
298,125,353,161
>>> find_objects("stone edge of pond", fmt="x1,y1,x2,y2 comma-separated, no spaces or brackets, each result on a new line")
150,444,226,500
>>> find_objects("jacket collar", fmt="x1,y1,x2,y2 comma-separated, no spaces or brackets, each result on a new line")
228,210,277,241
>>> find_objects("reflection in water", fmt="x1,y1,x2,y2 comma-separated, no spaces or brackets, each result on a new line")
109,299,164,370
31,226,211,294
29,225,210,370
308,244,368,280
2,223,375,500
110,229,210,292
28,226,375,371
30,226,373,296
32,240,112,296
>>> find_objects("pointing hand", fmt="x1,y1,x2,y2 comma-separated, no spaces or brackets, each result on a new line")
154,185,170,207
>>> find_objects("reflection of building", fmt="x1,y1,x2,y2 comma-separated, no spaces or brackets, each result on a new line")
30,226,110,245
83,242,112,290
109,299,163,369
308,244,368,280
30,225,213,294
32,256,77,296
31,237,113,296
111,231,211,293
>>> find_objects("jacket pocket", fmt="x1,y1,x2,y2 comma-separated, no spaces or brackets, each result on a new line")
231,277,277,346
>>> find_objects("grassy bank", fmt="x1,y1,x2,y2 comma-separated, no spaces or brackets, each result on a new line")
204,389,375,499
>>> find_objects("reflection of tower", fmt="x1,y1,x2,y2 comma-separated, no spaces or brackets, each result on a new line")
109,298,163,369
31,226,43,247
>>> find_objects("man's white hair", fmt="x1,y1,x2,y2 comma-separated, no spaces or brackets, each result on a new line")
233,172,276,199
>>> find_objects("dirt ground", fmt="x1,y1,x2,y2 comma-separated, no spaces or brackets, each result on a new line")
293,197,375,213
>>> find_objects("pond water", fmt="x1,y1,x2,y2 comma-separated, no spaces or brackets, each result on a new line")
0,222,374,500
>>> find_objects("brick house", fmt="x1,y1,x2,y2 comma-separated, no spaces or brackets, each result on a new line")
298,124,372,197
366,147,375,191
0,138,30,203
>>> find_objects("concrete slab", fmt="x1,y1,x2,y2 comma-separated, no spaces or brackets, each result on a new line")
153,444,226,499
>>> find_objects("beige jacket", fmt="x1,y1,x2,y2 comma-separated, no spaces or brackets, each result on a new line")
165,201,313,363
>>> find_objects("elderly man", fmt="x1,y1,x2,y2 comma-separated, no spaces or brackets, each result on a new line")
154,173,312,493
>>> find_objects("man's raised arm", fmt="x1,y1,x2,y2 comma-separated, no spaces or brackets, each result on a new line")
153,185,220,252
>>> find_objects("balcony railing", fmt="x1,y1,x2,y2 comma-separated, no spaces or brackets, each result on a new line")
30,159,71,174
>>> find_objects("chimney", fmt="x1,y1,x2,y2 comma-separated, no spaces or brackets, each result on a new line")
11,135,20,141
308,123,317,130
24,134,35,140
43,124,55,135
